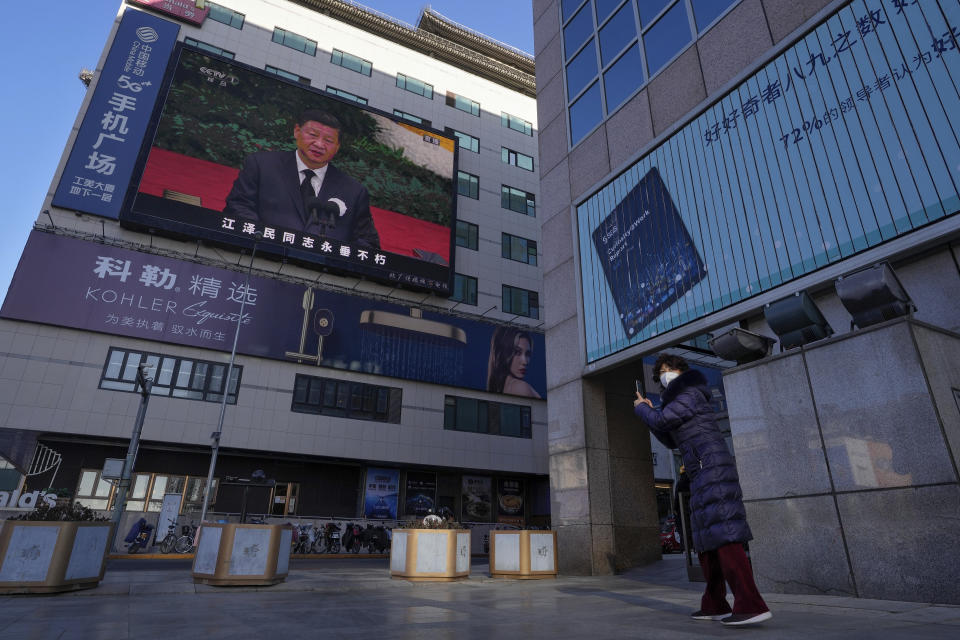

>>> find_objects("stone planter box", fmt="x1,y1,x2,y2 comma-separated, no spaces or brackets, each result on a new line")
192,523,293,586
489,530,558,579
0,520,114,594
390,529,470,581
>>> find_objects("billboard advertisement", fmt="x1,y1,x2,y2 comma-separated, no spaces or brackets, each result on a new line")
364,467,399,520
404,472,436,518
52,9,180,218
120,46,457,294
126,0,210,26
591,167,705,340
461,475,492,522
496,478,524,526
1,231,546,399
577,0,960,362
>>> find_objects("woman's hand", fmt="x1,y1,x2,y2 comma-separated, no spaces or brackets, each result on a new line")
634,392,652,408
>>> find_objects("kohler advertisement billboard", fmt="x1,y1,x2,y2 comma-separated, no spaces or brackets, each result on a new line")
1,231,545,399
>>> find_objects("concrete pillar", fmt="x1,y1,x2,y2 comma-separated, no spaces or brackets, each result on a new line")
723,318,960,604
548,371,661,575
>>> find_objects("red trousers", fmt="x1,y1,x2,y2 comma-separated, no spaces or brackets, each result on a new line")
698,543,769,615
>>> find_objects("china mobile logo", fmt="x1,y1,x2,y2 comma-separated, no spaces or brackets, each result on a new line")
136,27,159,43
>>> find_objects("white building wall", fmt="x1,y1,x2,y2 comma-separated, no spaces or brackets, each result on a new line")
11,1,547,486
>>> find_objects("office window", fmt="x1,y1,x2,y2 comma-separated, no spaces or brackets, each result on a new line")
501,186,536,216
272,27,317,56
393,109,431,128
502,285,540,319
265,65,310,85
446,91,480,116
445,127,479,153
326,86,367,105
397,73,433,99
99,347,241,404
331,49,372,76
501,112,533,136
502,147,534,172
562,0,730,145
207,2,244,29
183,38,234,60
643,2,692,76
451,273,478,305
691,0,737,32
455,220,478,250
75,469,217,512
444,396,531,438
502,233,538,266
457,171,479,199
292,374,401,423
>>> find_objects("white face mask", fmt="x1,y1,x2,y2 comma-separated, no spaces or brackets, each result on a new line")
660,371,680,387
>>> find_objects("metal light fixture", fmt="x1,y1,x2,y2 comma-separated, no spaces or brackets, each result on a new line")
764,291,832,350
708,328,776,365
835,262,914,329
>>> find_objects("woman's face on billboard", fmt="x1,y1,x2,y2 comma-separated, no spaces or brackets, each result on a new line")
509,336,532,380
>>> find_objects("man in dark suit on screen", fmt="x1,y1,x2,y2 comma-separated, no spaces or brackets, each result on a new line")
223,109,380,248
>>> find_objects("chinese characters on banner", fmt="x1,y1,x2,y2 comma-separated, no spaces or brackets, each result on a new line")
52,10,180,218
364,468,399,519
1,231,547,398
700,1,959,152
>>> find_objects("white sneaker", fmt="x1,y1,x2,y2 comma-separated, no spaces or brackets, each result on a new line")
720,611,773,626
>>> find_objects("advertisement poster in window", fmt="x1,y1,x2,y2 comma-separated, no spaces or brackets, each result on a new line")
461,475,492,522
156,493,182,548
496,478,525,526
363,467,399,519
404,472,436,518
591,167,705,340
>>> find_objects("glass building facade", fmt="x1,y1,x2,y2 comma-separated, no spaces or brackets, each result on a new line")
562,0,740,144
577,0,960,362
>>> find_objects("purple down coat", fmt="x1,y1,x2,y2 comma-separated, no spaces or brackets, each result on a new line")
635,369,752,553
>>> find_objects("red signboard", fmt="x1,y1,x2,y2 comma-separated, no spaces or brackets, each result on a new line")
127,0,209,26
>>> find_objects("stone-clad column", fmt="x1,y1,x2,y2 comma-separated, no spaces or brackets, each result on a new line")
547,370,660,575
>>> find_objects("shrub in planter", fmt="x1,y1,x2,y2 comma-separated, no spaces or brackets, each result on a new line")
0,501,113,594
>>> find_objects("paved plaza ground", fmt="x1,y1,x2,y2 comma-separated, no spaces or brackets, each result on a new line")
0,554,957,639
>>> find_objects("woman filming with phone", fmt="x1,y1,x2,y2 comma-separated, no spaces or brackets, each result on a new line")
633,354,771,627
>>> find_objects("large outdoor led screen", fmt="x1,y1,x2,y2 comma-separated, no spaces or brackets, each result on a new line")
121,46,457,294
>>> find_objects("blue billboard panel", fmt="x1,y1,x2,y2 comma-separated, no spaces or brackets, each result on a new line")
52,10,180,218
578,0,960,362
364,468,399,519
1,231,546,399
591,167,706,339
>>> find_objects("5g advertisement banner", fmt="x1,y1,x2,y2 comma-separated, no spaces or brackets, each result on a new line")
578,0,960,362
52,9,180,218
0,231,546,399
54,8,458,294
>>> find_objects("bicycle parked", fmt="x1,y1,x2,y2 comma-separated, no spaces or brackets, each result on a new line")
159,520,197,554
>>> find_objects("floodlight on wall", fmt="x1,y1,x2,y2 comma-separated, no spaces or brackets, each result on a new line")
764,291,833,350
835,262,914,329
708,328,776,365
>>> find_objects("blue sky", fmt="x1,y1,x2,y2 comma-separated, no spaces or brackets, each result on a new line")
0,0,535,302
